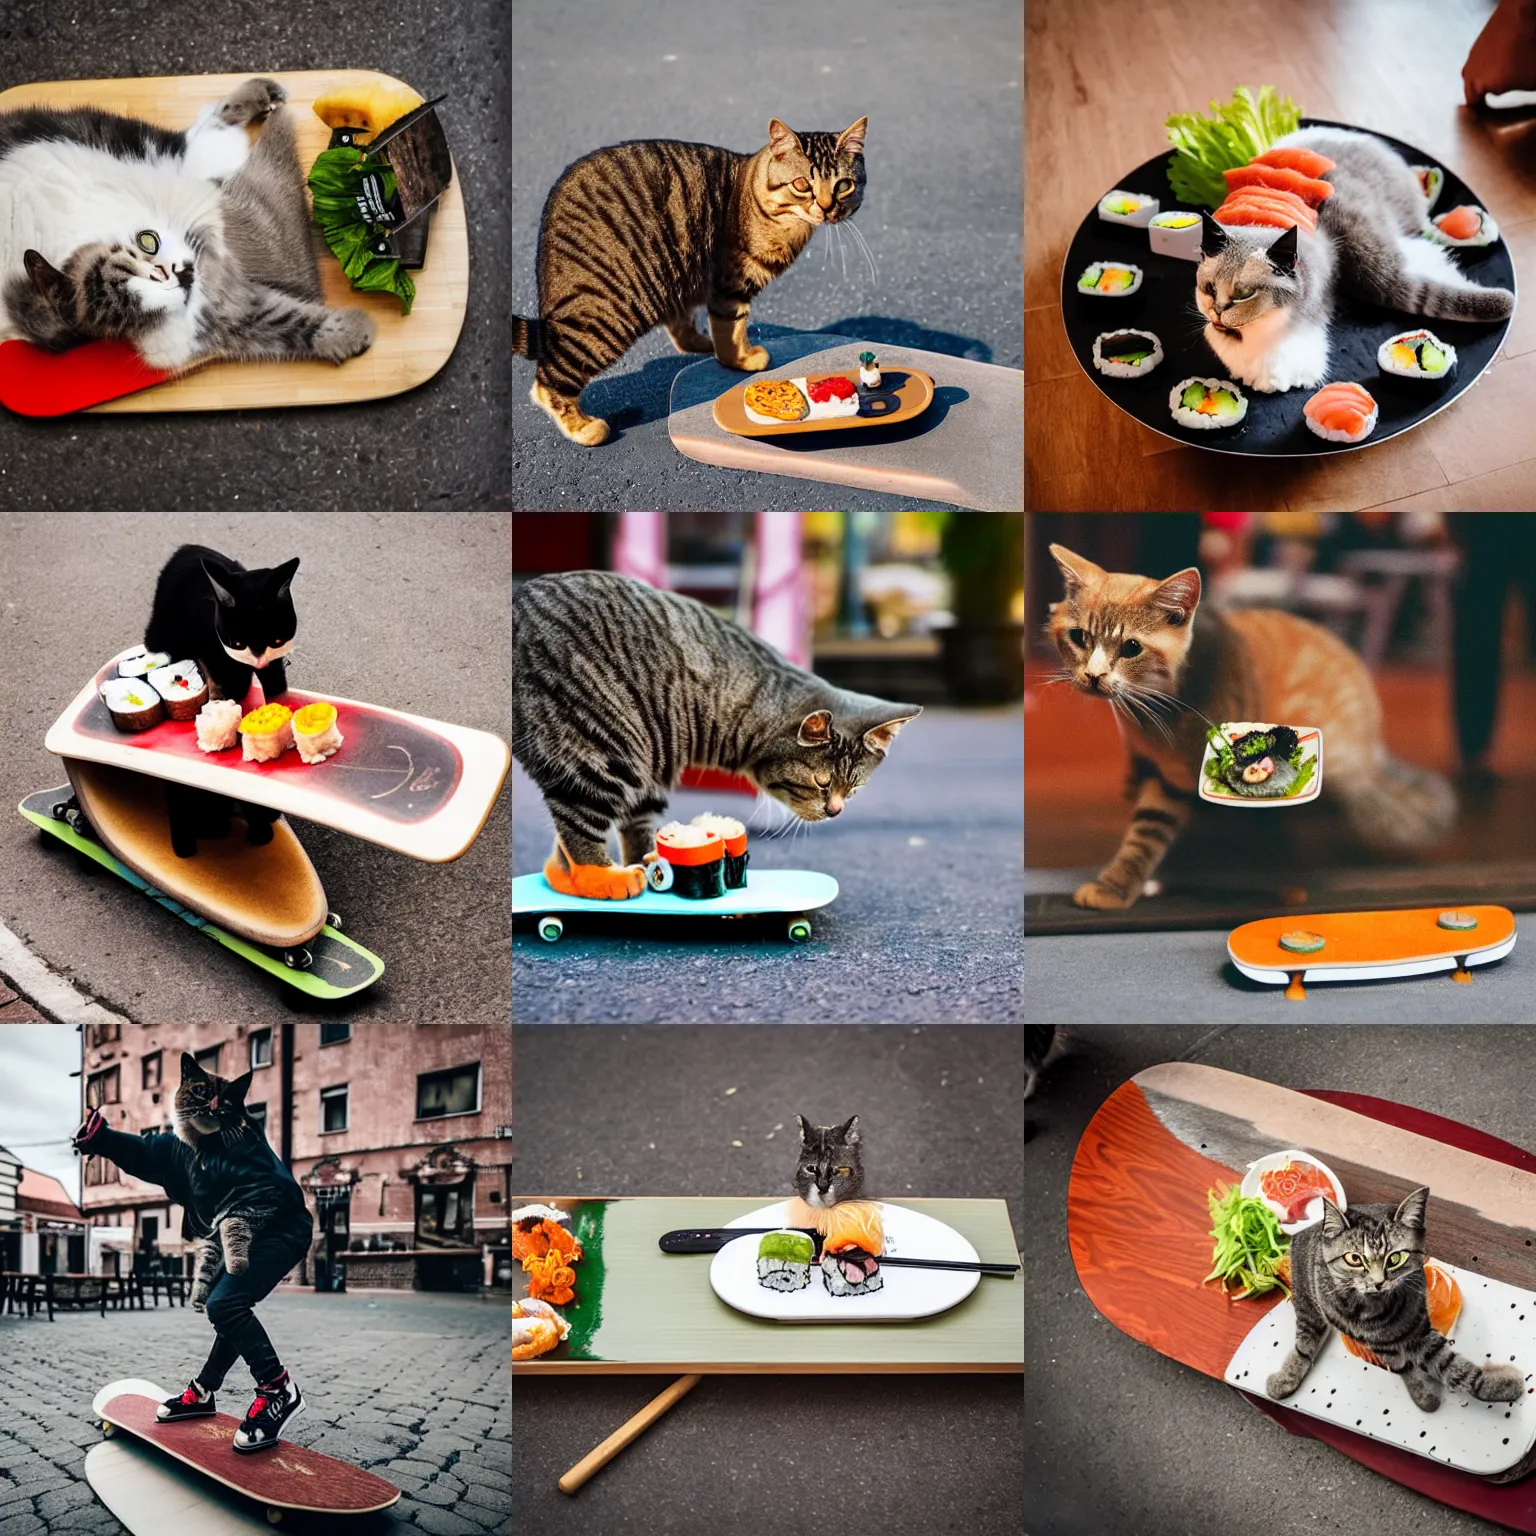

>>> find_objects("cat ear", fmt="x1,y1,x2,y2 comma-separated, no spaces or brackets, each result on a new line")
1049,543,1105,596
1319,1197,1351,1239
227,1070,254,1105
1267,223,1299,275
767,118,802,160
837,1114,860,1145
1395,1186,1430,1231
201,560,238,610
270,557,300,601
1199,213,1229,258
797,710,833,747
1150,567,1201,626
23,249,72,312
795,1114,810,1143
863,708,921,756
836,116,868,159
180,1052,206,1082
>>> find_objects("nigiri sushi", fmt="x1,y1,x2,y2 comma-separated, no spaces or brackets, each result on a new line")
1429,204,1499,248
292,701,344,764
1303,381,1378,444
238,703,295,763
1250,146,1336,179
1213,187,1318,234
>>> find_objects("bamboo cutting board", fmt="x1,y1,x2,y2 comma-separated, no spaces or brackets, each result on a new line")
0,70,468,412
512,1196,1023,1374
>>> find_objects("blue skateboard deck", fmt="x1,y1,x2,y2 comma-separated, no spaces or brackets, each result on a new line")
513,869,838,944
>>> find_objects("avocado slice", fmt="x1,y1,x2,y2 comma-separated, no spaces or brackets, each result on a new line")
1181,383,1206,410
1211,389,1242,418
1078,265,1102,291
1419,342,1447,374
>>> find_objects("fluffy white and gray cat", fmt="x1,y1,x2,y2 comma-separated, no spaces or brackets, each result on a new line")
0,77,374,369
1196,126,1514,393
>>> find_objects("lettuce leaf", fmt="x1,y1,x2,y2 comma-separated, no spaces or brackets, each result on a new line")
1165,85,1302,208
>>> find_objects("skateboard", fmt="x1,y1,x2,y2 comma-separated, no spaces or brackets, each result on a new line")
1069,1064,1536,1527
91,1379,400,1525
1229,905,1517,998
513,868,839,944
20,786,383,999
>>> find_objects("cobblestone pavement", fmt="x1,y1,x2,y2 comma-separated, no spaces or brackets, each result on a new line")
0,1289,510,1535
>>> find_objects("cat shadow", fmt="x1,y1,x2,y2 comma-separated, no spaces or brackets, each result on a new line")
579,352,703,434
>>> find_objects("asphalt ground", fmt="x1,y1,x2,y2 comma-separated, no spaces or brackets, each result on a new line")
510,0,1023,511
1025,1023,1536,1536
0,513,510,1024
0,0,507,510
512,1023,1024,1536
512,707,1024,1023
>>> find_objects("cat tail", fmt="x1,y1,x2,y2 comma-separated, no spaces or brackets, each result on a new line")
1339,752,1457,851
1377,240,1515,323
511,314,545,360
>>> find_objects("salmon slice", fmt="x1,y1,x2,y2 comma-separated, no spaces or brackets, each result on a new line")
1224,164,1334,207
1251,146,1337,179
1304,382,1376,431
1436,205,1482,241
1213,191,1318,234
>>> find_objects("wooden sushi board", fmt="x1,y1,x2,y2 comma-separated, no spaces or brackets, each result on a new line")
712,367,934,437
511,1197,1022,1375
1069,1064,1536,1525
47,652,510,863
0,71,467,414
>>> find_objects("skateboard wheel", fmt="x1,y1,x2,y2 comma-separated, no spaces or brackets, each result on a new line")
788,918,812,944
50,799,70,821
265,1508,284,1526
1437,910,1479,931
101,1420,114,1437
283,947,314,971
1278,930,1325,955
648,859,674,891
538,915,563,943
328,910,343,930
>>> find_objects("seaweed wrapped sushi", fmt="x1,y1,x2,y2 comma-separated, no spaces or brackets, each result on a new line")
757,1231,814,1293
649,822,727,899
690,813,748,888
820,1201,885,1298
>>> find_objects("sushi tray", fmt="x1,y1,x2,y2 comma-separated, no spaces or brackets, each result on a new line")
0,70,467,416
1070,1064,1536,1522
712,361,935,438
46,650,510,862
1199,722,1322,806
1059,118,1515,456
708,1201,982,1323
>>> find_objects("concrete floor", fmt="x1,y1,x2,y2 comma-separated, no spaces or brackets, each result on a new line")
1025,1024,1536,1536
513,1024,1024,1535
510,0,1022,511
0,0,507,509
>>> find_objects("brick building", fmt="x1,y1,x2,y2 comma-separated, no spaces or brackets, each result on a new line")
79,1023,512,1290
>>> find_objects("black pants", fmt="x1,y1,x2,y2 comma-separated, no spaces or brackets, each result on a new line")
196,1215,313,1391
1450,513,1536,761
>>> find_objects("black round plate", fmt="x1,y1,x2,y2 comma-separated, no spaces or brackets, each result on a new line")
1059,118,1515,456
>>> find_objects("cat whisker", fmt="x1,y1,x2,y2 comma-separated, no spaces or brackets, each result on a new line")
845,219,879,287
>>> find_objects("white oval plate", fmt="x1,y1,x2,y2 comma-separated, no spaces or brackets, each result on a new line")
709,1200,981,1323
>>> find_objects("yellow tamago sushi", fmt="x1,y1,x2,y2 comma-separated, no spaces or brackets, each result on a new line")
238,703,294,763
292,702,344,764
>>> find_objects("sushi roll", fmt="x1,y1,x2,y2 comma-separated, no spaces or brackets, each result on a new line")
1169,377,1247,431
99,677,163,733
1092,329,1163,380
292,701,345,764
117,645,171,680
819,1201,885,1296
237,703,295,763
1377,328,1457,385
690,813,749,888
1411,164,1444,210
821,1245,884,1297
1303,381,1378,445
757,1231,814,1293
650,822,727,899
1148,210,1202,261
147,660,208,722
1097,189,1159,227
1429,204,1500,248
1076,261,1142,297
194,698,243,754
512,1297,570,1361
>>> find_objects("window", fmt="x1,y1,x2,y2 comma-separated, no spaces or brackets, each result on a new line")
193,1046,221,1073
142,1052,162,1090
85,1158,120,1187
320,1085,349,1133
89,1023,121,1047
140,1215,158,1247
249,1029,272,1069
415,1179,475,1248
320,1023,351,1046
417,1064,481,1120
86,1066,120,1109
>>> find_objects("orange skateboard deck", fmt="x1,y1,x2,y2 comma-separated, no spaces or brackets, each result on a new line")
47,651,510,862
1070,1064,1536,1526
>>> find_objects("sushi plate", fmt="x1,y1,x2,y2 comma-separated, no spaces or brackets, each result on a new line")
1199,724,1322,806
712,368,935,437
1060,118,1515,456
709,1201,981,1323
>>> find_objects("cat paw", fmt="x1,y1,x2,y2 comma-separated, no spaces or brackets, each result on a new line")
1476,1363,1525,1402
543,856,647,900
219,78,287,126
569,416,611,446
191,1299,207,1314
1264,1371,1299,1400
1406,1379,1443,1412
314,310,376,364
735,345,771,372
1072,879,1138,910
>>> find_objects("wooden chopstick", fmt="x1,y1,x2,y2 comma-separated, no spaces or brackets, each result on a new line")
558,1374,702,1494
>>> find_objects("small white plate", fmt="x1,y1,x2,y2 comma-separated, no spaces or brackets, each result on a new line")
1199,722,1323,807
709,1201,981,1323
1239,1149,1346,1235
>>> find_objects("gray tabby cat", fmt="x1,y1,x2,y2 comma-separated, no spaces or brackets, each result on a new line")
1267,1188,1524,1411
794,1115,864,1208
512,571,920,900
0,78,373,368
1197,127,1514,393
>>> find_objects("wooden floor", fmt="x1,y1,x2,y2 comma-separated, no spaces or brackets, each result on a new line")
1025,0,1536,510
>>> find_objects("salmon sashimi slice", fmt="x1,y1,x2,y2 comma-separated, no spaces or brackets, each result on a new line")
1436,205,1483,241
1221,186,1319,224
1213,193,1318,234
1251,145,1337,179
1305,383,1377,431
1224,164,1334,207
820,1199,886,1257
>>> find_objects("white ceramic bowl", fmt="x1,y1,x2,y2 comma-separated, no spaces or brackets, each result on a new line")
1240,1148,1346,1235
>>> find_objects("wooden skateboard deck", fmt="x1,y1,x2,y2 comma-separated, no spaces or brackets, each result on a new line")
1069,1064,1536,1528
513,868,838,943
48,652,510,862
0,71,467,415
95,1385,399,1519
21,785,383,999
711,367,935,437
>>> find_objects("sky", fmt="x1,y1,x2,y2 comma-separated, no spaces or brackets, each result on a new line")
0,1025,82,1202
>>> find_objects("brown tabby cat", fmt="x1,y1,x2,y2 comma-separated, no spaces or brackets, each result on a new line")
511,116,867,446
1047,544,1455,910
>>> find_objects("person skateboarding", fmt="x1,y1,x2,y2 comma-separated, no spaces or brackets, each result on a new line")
72,1053,314,1454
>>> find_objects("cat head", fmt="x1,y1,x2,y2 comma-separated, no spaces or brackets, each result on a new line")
750,693,920,821
1317,1188,1429,1296
204,557,300,673
761,116,868,227
174,1052,254,1148
13,234,196,352
1048,544,1200,715
794,1114,864,1207
1195,216,1302,342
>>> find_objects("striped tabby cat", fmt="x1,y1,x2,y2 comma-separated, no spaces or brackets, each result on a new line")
1048,544,1454,910
512,116,867,445
1267,1188,1524,1411
513,571,919,899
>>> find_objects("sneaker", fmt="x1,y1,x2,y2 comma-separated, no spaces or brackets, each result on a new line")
232,1373,305,1454
157,1380,215,1422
